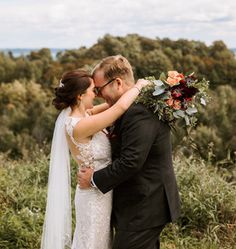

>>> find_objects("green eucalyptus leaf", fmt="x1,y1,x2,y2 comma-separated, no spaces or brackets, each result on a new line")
154,103,159,113
153,80,164,86
153,86,165,96
185,115,190,125
186,107,198,115
200,97,206,106
159,72,166,81
174,110,185,118
173,112,181,119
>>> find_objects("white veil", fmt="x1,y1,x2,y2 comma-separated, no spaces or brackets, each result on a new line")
41,107,72,249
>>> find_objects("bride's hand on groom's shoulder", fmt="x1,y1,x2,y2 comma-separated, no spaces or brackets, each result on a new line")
77,167,94,189
136,79,151,89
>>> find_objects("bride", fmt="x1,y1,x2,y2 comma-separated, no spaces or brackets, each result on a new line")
41,69,148,249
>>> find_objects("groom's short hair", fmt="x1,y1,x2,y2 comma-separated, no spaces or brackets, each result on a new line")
92,55,135,85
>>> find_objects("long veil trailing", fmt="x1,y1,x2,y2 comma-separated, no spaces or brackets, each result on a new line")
41,107,72,249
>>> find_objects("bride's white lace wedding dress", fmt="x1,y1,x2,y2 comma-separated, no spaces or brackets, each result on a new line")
65,116,113,249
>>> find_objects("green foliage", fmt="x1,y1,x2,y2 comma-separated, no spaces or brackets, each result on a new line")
188,85,236,163
0,80,57,158
2,35,236,87
137,49,173,78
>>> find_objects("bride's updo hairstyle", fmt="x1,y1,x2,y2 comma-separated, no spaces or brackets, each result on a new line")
53,69,92,110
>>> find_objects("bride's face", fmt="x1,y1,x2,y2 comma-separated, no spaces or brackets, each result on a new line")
81,80,96,109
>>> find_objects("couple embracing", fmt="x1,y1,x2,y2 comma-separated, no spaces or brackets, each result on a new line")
41,55,181,249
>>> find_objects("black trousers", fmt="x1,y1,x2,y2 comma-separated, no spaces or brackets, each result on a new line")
112,225,166,249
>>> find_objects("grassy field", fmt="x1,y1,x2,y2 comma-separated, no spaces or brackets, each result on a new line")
0,151,235,249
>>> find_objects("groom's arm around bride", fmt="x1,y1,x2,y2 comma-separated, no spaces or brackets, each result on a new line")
78,55,181,249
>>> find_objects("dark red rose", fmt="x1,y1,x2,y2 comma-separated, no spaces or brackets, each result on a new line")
171,89,182,98
184,97,192,102
182,87,198,98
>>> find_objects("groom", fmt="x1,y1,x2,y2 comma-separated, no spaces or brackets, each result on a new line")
78,55,181,249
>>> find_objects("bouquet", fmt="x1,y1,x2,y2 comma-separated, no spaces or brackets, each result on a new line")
136,71,209,128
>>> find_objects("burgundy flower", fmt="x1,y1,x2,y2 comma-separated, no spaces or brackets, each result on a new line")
184,97,192,102
171,89,182,98
182,86,198,98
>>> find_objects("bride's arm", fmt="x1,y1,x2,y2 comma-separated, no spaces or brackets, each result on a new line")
87,103,110,115
74,79,148,139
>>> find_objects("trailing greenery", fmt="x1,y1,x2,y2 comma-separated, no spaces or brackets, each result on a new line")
0,152,235,249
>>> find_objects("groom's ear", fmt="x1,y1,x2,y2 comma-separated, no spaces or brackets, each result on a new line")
115,78,123,88
115,77,122,84
114,78,124,92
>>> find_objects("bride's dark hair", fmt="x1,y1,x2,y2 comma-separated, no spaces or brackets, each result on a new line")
53,69,92,110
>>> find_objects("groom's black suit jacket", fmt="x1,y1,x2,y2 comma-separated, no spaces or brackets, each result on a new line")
93,103,181,231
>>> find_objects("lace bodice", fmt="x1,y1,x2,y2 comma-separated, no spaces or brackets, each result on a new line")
65,116,112,171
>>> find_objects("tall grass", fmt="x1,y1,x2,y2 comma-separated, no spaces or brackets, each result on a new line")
162,154,236,249
0,152,235,249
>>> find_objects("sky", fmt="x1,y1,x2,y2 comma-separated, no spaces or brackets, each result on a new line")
0,0,235,49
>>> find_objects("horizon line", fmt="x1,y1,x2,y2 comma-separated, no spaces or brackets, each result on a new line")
1,47,236,50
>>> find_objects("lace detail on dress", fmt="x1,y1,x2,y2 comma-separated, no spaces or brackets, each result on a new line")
65,117,95,169
65,116,112,249
65,116,111,170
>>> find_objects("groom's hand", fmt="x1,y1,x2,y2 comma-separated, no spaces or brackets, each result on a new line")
77,167,94,189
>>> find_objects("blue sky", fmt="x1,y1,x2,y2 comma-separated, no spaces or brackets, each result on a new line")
0,0,235,49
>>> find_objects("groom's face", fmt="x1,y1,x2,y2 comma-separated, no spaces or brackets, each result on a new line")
93,70,120,106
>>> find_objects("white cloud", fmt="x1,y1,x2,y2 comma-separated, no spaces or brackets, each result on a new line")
0,0,235,48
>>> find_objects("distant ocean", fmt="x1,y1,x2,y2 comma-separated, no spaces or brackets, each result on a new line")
0,48,68,59
1,48,236,59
